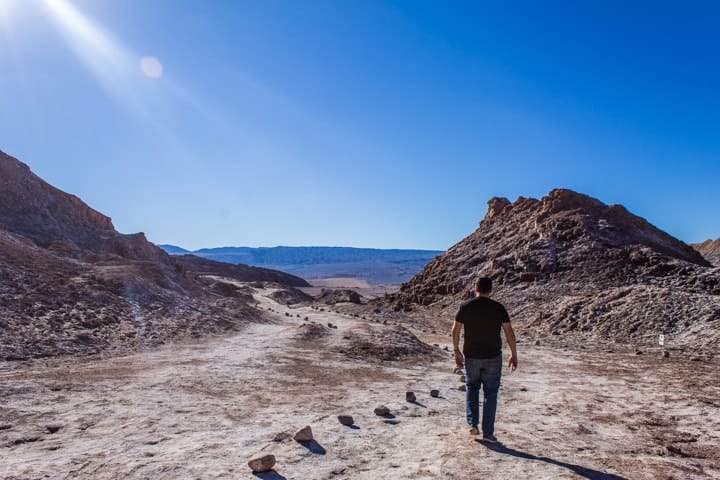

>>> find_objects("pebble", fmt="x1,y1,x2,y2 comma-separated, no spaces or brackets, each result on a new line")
374,405,390,416
458,385,466,391
248,454,276,473
430,389,440,398
338,415,355,426
293,425,314,442
405,391,416,402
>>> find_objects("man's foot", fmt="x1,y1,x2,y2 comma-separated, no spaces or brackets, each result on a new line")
481,434,499,444
469,427,480,436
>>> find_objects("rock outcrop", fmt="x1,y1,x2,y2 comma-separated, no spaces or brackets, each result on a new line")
693,238,720,266
317,289,364,305
385,189,720,351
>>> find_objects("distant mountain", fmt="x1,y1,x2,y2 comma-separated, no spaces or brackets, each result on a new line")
159,245,443,284
693,238,720,266
385,189,720,352
159,244,191,255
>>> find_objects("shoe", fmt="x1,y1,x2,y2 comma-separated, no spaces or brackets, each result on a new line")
481,434,499,444
469,427,480,436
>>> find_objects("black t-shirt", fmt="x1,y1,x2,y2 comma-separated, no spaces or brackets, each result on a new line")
455,296,510,359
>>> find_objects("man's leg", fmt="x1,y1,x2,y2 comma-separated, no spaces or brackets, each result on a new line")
480,354,503,438
464,358,481,429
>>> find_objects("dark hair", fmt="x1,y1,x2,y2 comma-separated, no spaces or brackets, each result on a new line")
475,277,492,293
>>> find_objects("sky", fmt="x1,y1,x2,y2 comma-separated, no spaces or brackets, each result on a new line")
1,0,718,251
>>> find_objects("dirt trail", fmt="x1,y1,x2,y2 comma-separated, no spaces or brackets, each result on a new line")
1,287,719,479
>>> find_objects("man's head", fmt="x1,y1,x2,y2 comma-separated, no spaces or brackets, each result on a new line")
474,276,493,296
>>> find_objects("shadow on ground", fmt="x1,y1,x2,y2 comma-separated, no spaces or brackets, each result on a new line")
478,441,628,480
253,471,287,480
299,439,327,455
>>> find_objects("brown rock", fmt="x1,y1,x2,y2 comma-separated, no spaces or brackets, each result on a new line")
430,389,440,398
293,425,313,442
248,454,276,472
458,385,466,392
337,415,354,426
405,391,416,402
374,405,391,416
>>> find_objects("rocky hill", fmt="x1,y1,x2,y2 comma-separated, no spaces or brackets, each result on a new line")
172,254,309,287
694,238,720,266
385,189,720,351
0,150,303,360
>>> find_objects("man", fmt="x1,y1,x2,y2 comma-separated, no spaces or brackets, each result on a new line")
451,276,517,443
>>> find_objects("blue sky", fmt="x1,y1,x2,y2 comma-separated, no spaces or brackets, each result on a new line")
1,0,718,250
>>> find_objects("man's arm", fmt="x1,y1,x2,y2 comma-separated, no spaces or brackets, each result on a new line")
502,322,518,371
451,320,464,367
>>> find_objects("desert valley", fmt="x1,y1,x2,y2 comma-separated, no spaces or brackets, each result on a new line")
1,149,719,479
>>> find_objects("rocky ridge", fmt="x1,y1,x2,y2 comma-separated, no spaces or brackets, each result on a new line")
386,189,720,351
0,150,302,360
694,238,720,266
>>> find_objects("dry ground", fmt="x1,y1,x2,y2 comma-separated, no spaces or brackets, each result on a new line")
298,278,398,299
1,286,719,480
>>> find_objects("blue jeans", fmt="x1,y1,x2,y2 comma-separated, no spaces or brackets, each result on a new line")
465,353,502,436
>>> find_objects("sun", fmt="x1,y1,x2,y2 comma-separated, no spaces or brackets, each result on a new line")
0,0,18,21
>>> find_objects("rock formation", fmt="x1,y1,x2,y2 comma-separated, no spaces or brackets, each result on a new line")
385,189,720,351
693,238,720,266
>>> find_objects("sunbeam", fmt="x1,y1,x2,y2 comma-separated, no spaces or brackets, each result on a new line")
43,0,145,111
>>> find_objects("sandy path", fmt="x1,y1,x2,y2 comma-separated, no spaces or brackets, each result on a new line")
1,287,719,479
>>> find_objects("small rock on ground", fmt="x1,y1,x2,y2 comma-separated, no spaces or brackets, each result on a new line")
338,415,354,426
430,389,440,398
458,385,466,392
293,425,314,442
374,405,390,416
406,391,416,402
248,454,276,473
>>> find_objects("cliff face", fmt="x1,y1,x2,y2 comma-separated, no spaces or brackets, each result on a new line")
386,189,720,350
0,150,169,263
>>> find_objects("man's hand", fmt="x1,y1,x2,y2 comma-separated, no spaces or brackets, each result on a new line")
507,353,518,371
454,350,464,368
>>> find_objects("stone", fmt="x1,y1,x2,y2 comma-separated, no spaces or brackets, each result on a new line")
337,415,354,426
405,391,416,402
430,389,440,398
248,454,276,473
534,340,541,346
662,350,670,358
458,385,466,392
374,405,390,416
293,425,313,442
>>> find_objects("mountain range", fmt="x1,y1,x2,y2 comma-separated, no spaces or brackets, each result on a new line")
159,245,443,284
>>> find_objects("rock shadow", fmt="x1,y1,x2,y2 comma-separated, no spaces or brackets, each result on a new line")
299,439,327,455
253,471,287,480
477,442,628,480
409,400,427,408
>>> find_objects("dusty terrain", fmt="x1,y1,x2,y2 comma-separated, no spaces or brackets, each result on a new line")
300,278,398,300
2,286,718,480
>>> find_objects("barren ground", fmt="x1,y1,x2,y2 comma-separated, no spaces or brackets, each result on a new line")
1,286,719,480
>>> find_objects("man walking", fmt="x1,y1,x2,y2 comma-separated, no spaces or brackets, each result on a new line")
451,277,517,443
